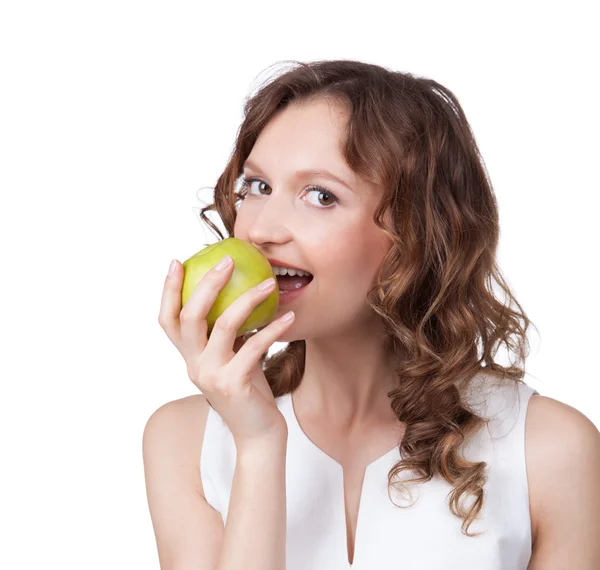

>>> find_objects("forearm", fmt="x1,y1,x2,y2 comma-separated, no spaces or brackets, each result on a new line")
215,433,288,570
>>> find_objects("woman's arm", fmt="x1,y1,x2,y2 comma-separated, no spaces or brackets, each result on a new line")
526,395,600,569
143,396,288,570
215,433,288,570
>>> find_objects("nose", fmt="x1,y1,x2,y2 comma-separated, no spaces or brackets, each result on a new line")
245,190,293,246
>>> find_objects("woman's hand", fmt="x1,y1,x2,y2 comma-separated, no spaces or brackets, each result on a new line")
158,255,294,447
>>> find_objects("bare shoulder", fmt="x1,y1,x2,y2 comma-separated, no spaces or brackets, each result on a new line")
525,394,600,568
142,394,225,569
143,393,213,499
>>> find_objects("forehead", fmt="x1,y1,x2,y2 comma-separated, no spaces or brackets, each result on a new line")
245,99,357,182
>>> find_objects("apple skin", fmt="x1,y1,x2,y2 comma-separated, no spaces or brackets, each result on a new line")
181,237,280,338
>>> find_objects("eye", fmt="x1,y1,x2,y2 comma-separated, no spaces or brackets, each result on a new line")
239,177,339,208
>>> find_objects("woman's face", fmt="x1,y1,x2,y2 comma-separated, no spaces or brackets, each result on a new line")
233,98,393,339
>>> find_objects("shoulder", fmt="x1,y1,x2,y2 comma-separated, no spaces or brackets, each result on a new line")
525,394,600,566
143,394,212,497
144,394,211,438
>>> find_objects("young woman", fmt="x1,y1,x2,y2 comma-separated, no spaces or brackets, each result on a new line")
144,59,600,570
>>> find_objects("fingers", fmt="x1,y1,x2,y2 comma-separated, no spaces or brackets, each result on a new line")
227,310,295,380
179,255,235,356
158,252,288,391
204,276,278,366
158,259,183,346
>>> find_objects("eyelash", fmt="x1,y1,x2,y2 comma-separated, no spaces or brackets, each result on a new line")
238,176,340,209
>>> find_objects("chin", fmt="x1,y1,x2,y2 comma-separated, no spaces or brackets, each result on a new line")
275,329,304,344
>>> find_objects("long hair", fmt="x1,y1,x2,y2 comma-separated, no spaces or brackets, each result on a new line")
197,59,538,536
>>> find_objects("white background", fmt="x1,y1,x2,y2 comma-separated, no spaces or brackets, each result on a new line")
1,1,598,568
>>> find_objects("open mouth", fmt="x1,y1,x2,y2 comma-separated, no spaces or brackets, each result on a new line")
277,273,314,294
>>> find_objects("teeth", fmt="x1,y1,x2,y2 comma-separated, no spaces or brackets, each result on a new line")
273,265,312,277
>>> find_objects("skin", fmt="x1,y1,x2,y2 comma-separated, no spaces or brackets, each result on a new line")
234,98,399,432
233,98,408,564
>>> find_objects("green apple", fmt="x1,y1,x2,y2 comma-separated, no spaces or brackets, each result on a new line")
181,237,279,338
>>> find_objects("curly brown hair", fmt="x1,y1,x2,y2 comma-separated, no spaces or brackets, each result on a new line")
197,59,538,536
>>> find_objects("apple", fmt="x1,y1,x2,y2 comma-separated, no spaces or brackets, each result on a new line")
181,237,280,338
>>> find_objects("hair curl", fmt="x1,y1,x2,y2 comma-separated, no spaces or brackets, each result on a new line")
197,59,538,536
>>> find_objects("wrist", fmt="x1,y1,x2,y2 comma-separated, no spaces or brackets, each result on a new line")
235,428,288,462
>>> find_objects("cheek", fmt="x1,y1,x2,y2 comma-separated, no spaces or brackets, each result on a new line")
317,236,387,299
336,222,390,276
232,209,247,240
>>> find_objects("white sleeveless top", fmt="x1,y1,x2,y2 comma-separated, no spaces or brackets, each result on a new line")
200,370,539,569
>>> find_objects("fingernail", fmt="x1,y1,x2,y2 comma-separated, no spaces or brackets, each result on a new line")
257,277,276,290
281,311,295,322
168,259,177,276
215,255,233,270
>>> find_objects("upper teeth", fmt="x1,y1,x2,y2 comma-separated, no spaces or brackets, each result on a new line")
272,265,312,277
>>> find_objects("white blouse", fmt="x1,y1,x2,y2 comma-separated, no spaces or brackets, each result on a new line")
200,370,538,569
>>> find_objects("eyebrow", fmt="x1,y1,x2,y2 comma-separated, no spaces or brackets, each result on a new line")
242,159,355,193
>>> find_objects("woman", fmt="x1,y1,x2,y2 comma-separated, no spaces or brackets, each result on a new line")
144,59,600,569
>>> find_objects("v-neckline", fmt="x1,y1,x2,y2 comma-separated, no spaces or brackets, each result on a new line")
283,391,400,471
282,391,401,567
